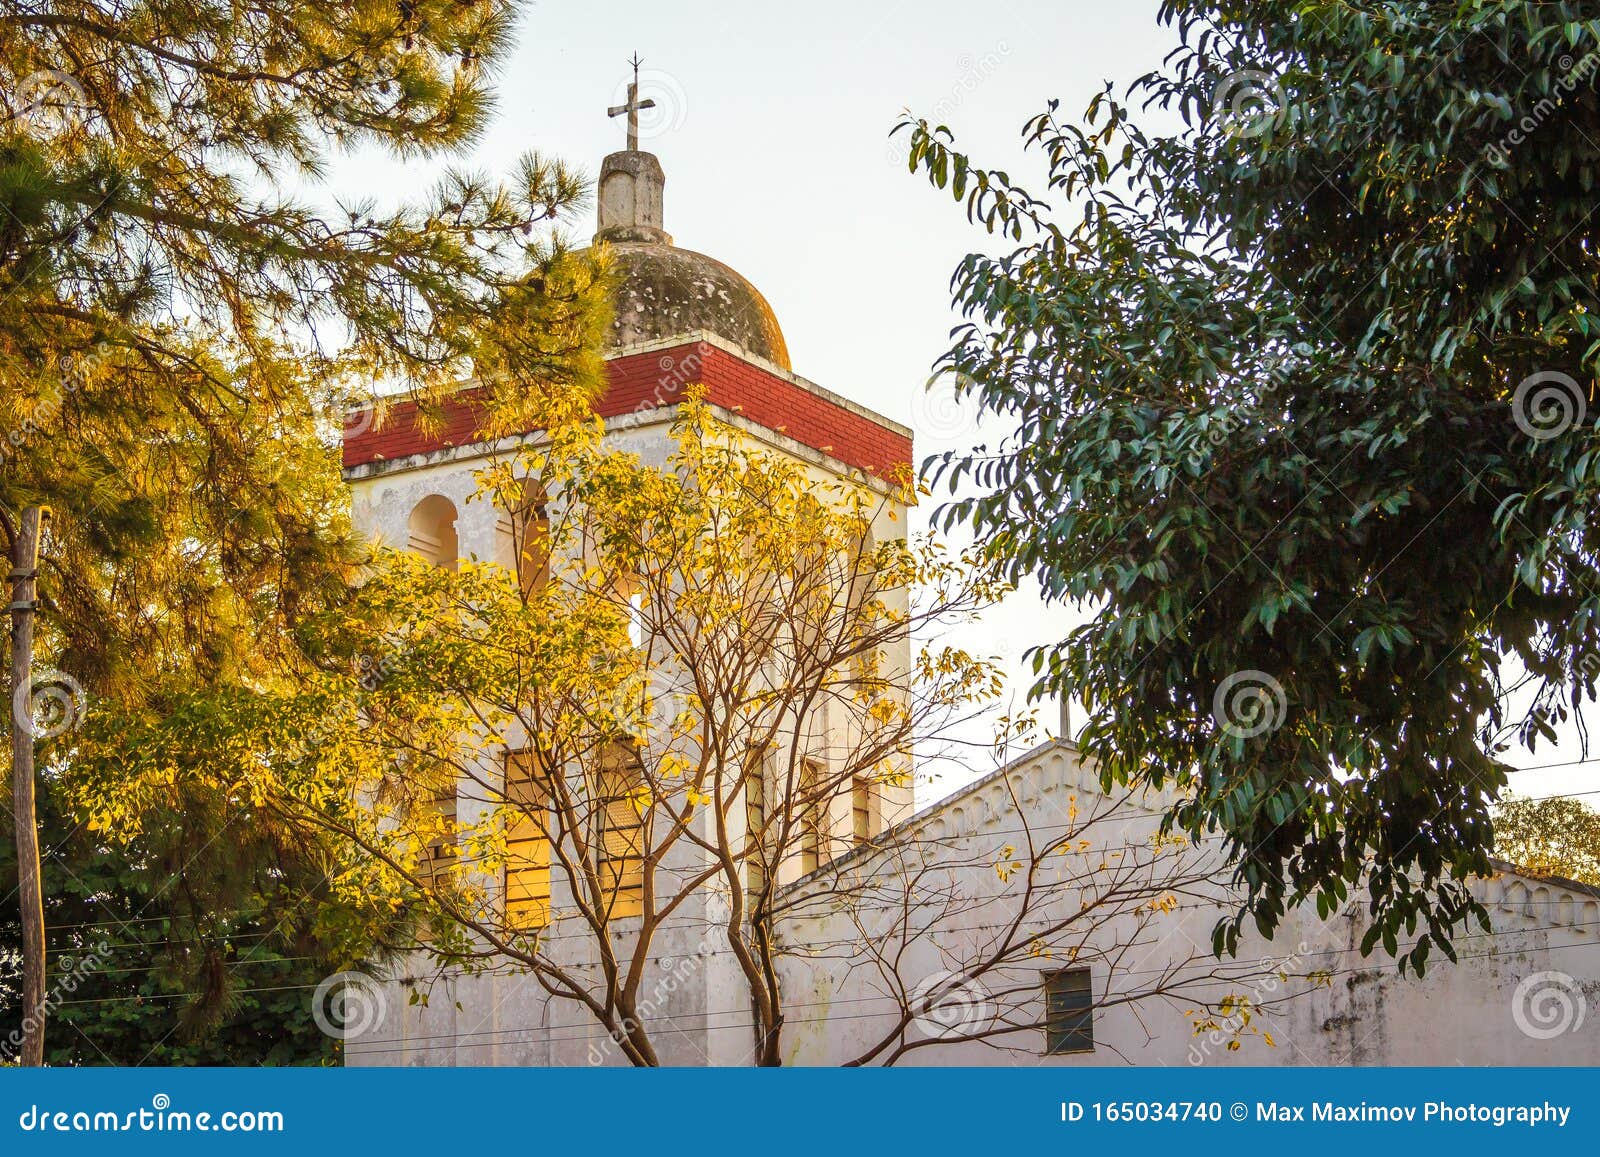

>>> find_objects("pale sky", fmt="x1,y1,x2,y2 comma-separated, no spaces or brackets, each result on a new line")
322,0,1591,807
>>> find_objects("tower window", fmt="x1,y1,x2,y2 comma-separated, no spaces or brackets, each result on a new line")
745,751,768,899
407,494,460,570
596,742,646,918
798,759,826,874
502,480,549,599
852,775,873,843
421,783,457,891
505,751,551,929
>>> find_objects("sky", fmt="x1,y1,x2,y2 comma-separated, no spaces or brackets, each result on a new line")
323,0,1592,807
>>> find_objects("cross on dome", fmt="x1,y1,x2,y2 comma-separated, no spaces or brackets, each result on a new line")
607,52,656,152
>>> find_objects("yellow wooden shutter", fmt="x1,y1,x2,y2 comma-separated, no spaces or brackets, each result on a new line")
505,751,551,928
852,775,873,843
746,750,768,897
597,743,645,918
799,759,824,874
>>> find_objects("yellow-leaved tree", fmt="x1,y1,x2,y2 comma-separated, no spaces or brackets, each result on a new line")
70,391,1254,1065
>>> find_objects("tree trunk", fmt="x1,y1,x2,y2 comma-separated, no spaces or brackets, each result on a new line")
756,1023,784,1067
9,505,45,1066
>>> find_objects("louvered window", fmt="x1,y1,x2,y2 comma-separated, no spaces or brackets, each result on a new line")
596,743,645,917
852,775,873,843
504,751,551,928
1043,968,1094,1054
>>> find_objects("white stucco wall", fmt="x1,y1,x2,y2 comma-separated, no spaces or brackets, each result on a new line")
348,737,1600,1066
770,742,1600,1067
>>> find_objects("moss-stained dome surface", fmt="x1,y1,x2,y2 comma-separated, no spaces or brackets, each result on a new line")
602,241,791,371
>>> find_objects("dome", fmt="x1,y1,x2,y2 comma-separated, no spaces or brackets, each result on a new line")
603,242,791,369
588,147,791,370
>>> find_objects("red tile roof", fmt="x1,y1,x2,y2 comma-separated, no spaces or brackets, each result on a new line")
342,340,912,480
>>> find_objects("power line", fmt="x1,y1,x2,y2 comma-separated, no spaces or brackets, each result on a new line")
55,955,323,981
25,820,1596,956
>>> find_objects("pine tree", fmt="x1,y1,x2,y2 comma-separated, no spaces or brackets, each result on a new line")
0,1,608,1059
1,0,607,690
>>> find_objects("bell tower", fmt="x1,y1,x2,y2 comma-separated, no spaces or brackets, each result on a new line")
340,59,917,1065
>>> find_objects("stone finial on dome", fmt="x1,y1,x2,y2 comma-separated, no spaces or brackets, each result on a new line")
595,150,670,245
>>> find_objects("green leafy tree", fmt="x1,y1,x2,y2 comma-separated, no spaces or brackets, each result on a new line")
1493,795,1600,886
1,774,384,1064
900,0,1600,970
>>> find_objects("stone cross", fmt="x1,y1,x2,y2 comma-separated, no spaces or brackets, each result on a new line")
607,53,656,152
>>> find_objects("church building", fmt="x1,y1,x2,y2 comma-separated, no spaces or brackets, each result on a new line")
338,90,1600,1067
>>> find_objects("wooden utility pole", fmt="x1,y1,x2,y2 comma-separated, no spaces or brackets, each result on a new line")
9,505,46,1066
